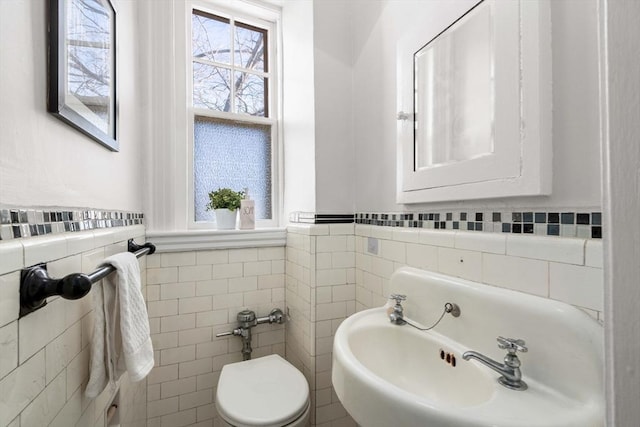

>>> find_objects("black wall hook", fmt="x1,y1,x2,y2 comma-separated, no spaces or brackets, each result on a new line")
19,239,156,317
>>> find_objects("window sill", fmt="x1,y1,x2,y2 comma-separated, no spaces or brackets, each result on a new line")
146,228,287,252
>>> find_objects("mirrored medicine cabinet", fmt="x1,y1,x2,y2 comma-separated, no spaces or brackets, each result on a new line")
396,0,552,203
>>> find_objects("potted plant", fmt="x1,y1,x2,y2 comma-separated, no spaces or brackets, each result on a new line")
206,188,245,230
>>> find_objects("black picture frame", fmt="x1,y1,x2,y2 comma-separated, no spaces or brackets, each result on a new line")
47,0,118,151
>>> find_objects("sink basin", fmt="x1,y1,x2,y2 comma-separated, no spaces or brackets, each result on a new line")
332,267,604,427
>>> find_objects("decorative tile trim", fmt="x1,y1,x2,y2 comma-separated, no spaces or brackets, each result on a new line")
355,210,602,239
0,207,145,241
289,212,355,224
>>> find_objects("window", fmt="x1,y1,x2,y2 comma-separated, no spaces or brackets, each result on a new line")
189,5,278,226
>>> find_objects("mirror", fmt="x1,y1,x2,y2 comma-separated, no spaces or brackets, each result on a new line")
414,1,493,170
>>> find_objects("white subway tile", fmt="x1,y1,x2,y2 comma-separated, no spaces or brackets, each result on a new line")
178,265,212,282
161,252,196,267
0,349,46,426
316,302,347,321
147,397,179,418
161,282,196,300
392,228,420,243
371,258,394,279
45,321,81,384
178,296,212,314
243,260,272,276
66,232,95,256
244,289,272,306
380,240,406,263
329,224,354,235
196,309,228,328
179,389,213,411
332,252,355,269
148,300,179,318
405,243,438,272
148,384,161,401
66,346,89,398
550,263,604,311
369,227,394,240
0,272,20,327
196,250,229,265
0,241,25,274
585,240,603,268
229,248,258,263
0,321,18,380
317,269,347,287
148,365,179,385
211,263,243,279
482,254,549,297
196,279,228,296
257,274,284,289
178,327,212,346
196,402,216,422
258,247,285,261
212,353,243,371
332,284,355,302
317,236,347,253
147,254,161,268
160,408,197,427
437,247,482,282
316,287,332,304
161,314,196,333
49,385,83,427
20,369,67,427
211,293,243,310
22,235,67,266
179,358,213,378
419,230,456,248
161,346,196,365
272,259,285,274
19,297,66,363
507,235,585,265
152,332,179,350
196,372,217,391
196,340,228,359
228,276,257,293
147,267,179,285
316,253,332,270
455,232,506,254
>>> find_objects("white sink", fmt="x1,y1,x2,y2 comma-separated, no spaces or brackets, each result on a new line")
332,267,604,427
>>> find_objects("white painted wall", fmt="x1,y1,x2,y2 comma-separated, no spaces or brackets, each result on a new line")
313,0,355,213
350,0,602,212
282,0,317,217
0,0,144,212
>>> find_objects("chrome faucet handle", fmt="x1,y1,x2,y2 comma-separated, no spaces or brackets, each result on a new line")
497,337,528,353
389,294,406,304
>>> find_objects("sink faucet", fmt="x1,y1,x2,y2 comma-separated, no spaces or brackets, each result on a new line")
388,294,407,325
462,336,528,391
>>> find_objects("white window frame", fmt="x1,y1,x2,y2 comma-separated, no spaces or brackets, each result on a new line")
184,0,282,229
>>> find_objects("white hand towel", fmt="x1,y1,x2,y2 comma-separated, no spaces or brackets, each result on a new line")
86,252,154,398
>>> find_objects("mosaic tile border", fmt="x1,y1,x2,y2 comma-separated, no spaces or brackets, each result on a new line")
0,207,145,241
355,210,602,239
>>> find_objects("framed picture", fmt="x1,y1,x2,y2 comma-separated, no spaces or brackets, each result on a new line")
48,0,118,151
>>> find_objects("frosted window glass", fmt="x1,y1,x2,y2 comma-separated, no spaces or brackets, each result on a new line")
414,2,494,169
194,116,272,222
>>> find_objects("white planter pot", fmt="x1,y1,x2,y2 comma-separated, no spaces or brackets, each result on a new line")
215,209,238,230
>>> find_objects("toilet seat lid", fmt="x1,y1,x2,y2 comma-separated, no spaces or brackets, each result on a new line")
216,354,310,427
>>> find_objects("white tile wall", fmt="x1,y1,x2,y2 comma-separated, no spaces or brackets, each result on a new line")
0,225,148,427
146,246,286,426
355,225,604,319
286,224,356,426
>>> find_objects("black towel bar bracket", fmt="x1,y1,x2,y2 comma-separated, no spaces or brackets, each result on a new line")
19,239,156,318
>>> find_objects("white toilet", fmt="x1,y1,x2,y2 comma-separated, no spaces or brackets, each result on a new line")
216,354,310,427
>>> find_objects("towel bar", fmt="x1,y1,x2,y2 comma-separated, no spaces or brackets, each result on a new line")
19,239,155,317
